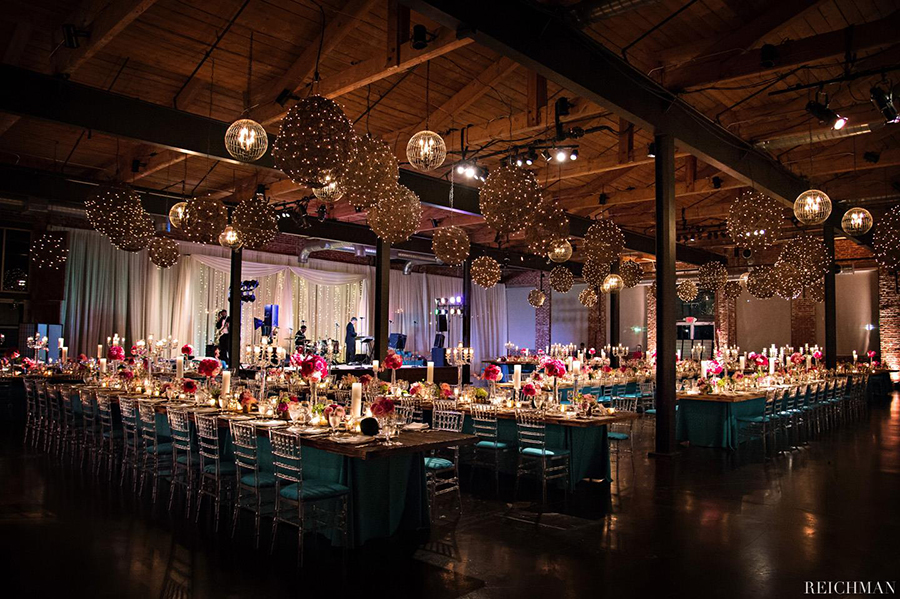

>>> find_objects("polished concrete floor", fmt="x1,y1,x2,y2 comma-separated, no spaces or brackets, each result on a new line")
1,395,898,599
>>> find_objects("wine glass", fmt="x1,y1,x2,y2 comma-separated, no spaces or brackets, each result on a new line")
328,410,342,437
288,402,302,426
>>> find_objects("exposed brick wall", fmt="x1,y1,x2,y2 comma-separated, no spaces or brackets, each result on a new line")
587,292,607,349
791,297,817,348
835,239,874,261
715,290,737,348
879,268,900,370
646,291,656,354
536,274,552,351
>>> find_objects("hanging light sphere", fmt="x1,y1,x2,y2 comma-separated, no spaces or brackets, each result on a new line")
601,273,625,294
579,287,599,307
147,237,180,269
619,260,643,288
722,280,743,301
746,266,776,299
805,279,825,303
582,258,610,288
312,171,344,202
343,134,400,211
584,218,625,264
547,238,573,263
31,232,68,270
698,261,728,291
114,211,155,252
874,204,900,272
85,184,153,251
168,201,187,229
727,190,783,252
676,279,698,302
368,185,422,244
739,271,750,287
549,266,574,293
432,226,470,265
776,235,831,288
528,288,547,308
525,199,569,256
479,164,542,236
793,189,832,226
772,262,804,300
3,268,27,291
471,256,502,288
273,95,354,187
218,224,244,249
224,118,268,162
182,196,228,244
841,207,874,236
406,130,447,171
232,192,278,250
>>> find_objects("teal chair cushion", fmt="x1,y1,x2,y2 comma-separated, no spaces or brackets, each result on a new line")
241,472,277,487
520,446,569,457
203,462,236,475
424,457,454,470
147,442,173,454
644,408,656,415
608,431,630,441
176,455,190,465
475,440,509,450
736,415,769,423
279,480,349,502
103,429,123,439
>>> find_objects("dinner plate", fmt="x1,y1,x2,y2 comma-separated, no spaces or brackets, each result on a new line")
249,419,289,427
331,435,374,444
403,422,430,431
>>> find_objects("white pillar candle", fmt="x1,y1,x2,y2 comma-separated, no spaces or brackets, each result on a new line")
176,356,184,379
426,361,434,384
58,337,64,349
739,356,746,371
513,364,522,390
701,360,709,379
769,357,775,376
853,351,858,362
572,360,581,375
372,360,379,371
98,344,104,359
806,355,812,370
61,347,68,363
99,358,107,374
351,382,362,418
221,370,231,395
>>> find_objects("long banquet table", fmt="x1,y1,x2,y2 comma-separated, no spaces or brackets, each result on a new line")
675,391,767,450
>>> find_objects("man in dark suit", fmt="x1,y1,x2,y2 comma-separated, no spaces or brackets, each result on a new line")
344,317,358,362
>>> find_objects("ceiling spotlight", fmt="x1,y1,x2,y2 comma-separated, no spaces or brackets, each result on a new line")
555,149,568,162
806,100,847,130
569,148,578,161
647,143,656,158
316,204,327,222
864,151,881,164
870,84,899,124
411,24,430,50
526,149,537,165
541,149,553,162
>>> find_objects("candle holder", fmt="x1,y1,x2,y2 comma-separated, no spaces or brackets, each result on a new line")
26,335,49,362
612,344,628,367
445,343,473,389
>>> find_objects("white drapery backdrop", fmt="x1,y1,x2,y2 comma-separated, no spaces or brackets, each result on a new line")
61,228,507,368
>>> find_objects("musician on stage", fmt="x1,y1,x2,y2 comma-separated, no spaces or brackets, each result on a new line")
344,317,358,362
294,324,308,352
215,309,231,366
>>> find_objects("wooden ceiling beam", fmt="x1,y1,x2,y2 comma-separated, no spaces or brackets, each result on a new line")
561,172,747,212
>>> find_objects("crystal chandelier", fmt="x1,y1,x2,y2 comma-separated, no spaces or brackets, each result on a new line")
793,189,832,226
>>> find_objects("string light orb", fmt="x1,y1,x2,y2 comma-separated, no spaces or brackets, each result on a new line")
3,268,27,291
168,201,187,229
547,238,573,263
85,185,152,251
368,185,422,244
874,204,900,272
342,134,400,211
619,260,643,288
232,193,277,249
601,273,625,294
31,232,68,270
182,196,228,244
525,199,569,256
579,287,598,307
479,164,542,235
772,262,804,300
147,237,180,269
471,256,502,288
722,280,742,301
549,266,574,293
273,95,354,187
698,261,728,291
776,235,831,288
727,190,782,252
113,209,155,252
224,118,268,162
312,170,344,202
582,258,610,288
841,207,873,236
584,219,625,264
218,225,244,249
746,266,776,299
793,189,832,226
528,288,547,308
805,279,825,303
432,226,470,265
676,280,698,302
406,130,447,171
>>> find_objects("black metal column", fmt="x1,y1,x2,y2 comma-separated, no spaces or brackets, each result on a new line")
462,260,472,383
373,239,391,362
609,262,621,363
228,248,242,370
654,133,678,456
823,225,837,369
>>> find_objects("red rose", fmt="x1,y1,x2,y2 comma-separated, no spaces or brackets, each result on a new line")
198,358,221,378
383,352,403,370
107,345,125,361
182,380,197,394
522,383,537,397
181,344,194,357
483,364,502,382
359,374,372,385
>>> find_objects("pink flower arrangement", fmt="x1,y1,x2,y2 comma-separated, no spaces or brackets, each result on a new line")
409,382,424,397
790,352,803,365
182,380,197,394
370,396,396,417
324,403,345,419
708,362,724,376
533,372,543,382
198,358,221,378
601,365,612,373
181,344,194,358
868,350,876,358
542,358,566,378
482,364,502,382
813,350,823,360
359,374,373,386
589,348,596,355
239,390,257,407
754,355,768,367
300,354,328,381
77,353,88,363
439,383,453,397
107,345,125,361
383,351,403,370
118,369,134,380
522,382,538,397
289,352,304,367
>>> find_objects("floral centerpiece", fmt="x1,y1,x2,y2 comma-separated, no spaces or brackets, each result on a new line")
573,392,596,417
239,389,258,414
300,354,328,404
275,393,299,419
482,363,502,397
181,344,194,359
541,357,566,404
382,350,403,385
198,357,221,379
324,403,345,435
370,396,397,443
182,379,198,397
107,344,125,362
438,382,454,399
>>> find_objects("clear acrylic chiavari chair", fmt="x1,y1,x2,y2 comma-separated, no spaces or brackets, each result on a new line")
78,388,100,471
118,396,141,489
230,421,275,548
96,393,122,481
469,404,512,497
194,414,235,533
514,409,570,507
137,401,173,503
167,408,195,517
426,407,464,516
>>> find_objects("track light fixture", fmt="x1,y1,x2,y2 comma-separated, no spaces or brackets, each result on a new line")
647,143,656,158
870,83,899,124
806,96,847,130
411,24,431,50
61,24,90,49
455,160,488,182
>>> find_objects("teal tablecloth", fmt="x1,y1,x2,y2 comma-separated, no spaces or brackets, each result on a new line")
675,396,766,450
867,372,893,401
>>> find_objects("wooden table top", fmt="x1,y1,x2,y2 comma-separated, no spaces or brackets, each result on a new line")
420,401,639,428
676,392,766,403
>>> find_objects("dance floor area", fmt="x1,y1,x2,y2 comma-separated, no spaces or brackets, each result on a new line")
2,393,897,599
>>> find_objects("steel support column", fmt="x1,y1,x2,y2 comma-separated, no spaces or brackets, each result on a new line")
823,226,837,369
609,262,621,364
373,239,391,362
228,248,242,370
654,133,677,456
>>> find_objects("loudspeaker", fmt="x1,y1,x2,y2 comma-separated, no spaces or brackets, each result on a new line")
388,333,407,351
431,347,446,366
437,314,448,332
433,333,445,348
